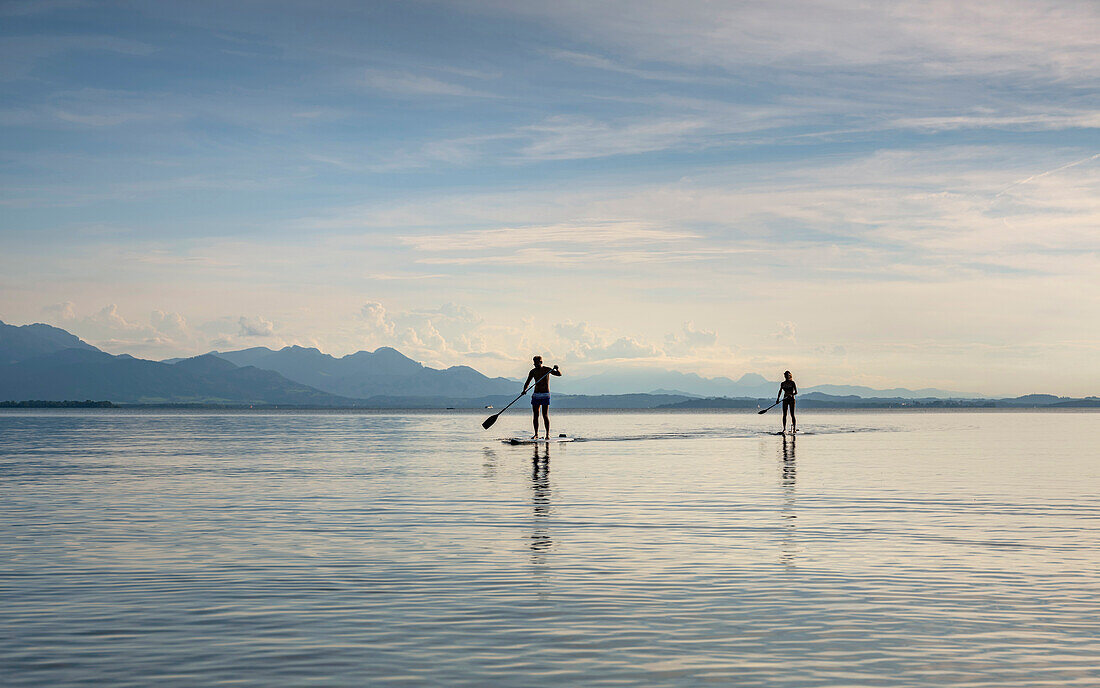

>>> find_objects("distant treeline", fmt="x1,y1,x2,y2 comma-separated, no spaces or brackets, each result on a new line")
2,396,1098,410
658,397,1100,409
0,400,116,408
658,398,998,409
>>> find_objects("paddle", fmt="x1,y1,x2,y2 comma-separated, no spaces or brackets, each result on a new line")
482,370,553,430
758,400,781,415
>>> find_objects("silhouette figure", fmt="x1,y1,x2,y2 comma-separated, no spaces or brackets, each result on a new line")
776,370,798,434
523,355,561,439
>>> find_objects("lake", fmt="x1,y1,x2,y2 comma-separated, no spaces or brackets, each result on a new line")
1,409,1098,687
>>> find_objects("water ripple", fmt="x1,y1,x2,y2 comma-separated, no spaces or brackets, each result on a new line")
1,410,1098,687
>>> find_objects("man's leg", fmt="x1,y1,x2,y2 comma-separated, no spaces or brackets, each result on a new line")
532,406,540,437
542,406,550,438
790,403,796,433
782,404,788,432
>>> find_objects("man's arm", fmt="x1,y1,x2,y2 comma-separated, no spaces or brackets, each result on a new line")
522,371,535,393
551,365,561,376
792,382,797,396
777,385,782,404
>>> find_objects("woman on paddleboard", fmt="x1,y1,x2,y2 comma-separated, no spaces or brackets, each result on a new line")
523,356,561,439
777,371,797,434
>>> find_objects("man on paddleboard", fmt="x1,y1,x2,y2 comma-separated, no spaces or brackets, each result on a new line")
777,370,797,434
523,355,561,439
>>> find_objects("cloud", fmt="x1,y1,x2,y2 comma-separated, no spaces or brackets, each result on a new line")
893,112,1100,134
554,320,603,348
582,336,662,361
35,303,203,357
665,321,719,355
517,115,710,161
42,301,76,320
493,1,1100,82
552,321,662,361
152,310,188,335
774,321,797,342
0,35,155,81
401,221,696,257
359,301,397,336
360,69,495,98
91,304,135,330
238,315,275,337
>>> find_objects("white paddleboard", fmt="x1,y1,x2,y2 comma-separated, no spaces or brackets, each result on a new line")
504,436,575,445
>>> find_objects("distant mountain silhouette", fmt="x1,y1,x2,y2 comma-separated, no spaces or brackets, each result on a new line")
2,320,1085,406
803,384,975,399
0,320,99,364
558,369,750,397
200,345,518,398
0,342,357,405
559,367,971,399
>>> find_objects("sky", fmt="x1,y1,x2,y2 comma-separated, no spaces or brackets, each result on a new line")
1,0,1098,395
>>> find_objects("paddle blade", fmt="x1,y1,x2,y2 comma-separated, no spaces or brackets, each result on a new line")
758,406,771,414
482,413,500,429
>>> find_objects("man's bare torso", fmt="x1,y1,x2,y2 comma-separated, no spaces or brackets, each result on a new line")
528,366,554,393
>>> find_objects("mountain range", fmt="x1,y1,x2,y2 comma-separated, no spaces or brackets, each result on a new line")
194,345,516,398
0,319,1091,406
0,321,355,405
556,369,972,399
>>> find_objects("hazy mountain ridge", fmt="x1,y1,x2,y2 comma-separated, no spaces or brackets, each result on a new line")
0,321,1091,406
559,368,973,399
200,345,518,398
660,392,1098,409
0,348,357,405
0,320,100,364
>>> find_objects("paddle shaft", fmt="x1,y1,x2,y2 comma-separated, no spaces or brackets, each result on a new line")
758,400,782,414
482,370,553,429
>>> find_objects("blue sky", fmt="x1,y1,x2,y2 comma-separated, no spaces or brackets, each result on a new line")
2,0,1098,395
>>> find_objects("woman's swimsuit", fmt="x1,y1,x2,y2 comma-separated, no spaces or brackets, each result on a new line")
780,381,796,409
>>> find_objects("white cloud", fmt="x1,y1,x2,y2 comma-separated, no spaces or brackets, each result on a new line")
359,301,396,336
42,301,76,320
360,69,495,98
152,310,187,335
238,315,275,337
490,1,1100,82
774,321,797,342
401,220,695,252
665,321,720,355
0,35,155,81
517,115,710,161
551,321,661,361
35,303,203,357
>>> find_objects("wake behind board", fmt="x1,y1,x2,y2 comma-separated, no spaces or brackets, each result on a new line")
504,435,575,445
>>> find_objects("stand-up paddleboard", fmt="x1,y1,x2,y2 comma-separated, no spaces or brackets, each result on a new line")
504,435,575,445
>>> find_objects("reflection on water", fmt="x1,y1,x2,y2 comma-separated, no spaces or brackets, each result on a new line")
2,410,1099,687
530,444,553,560
779,434,797,570
481,447,499,478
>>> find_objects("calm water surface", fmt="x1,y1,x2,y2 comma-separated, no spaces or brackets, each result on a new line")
1,410,1098,686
